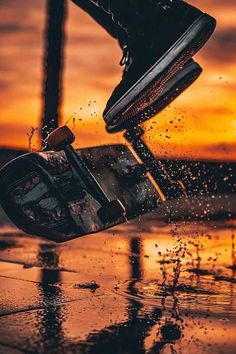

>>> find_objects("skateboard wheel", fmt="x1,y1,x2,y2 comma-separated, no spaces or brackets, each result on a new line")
47,126,75,151
97,200,126,224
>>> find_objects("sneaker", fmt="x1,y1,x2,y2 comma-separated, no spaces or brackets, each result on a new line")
105,59,202,132
103,0,216,131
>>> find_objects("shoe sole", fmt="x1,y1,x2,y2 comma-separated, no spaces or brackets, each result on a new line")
104,13,216,132
108,60,202,132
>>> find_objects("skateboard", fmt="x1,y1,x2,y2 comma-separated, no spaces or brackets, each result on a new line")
0,125,186,242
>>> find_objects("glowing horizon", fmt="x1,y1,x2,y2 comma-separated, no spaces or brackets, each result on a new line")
0,0,235,161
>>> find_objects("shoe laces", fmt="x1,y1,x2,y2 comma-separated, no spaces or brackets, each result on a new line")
119,44,130,66
119,43,134,74
156,0,176,11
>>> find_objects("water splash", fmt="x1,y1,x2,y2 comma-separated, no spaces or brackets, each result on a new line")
27,127,38,151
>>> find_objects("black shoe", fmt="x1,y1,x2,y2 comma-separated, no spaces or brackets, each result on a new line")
103,0,216,132
105,59,202,132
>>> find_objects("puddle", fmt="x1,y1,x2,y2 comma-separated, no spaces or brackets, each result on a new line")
0,218,235,353
112,278,236,317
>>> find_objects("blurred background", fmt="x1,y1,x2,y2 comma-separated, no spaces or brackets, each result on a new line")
0,0,235,160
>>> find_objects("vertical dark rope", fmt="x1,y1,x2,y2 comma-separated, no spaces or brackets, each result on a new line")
41,0,67,149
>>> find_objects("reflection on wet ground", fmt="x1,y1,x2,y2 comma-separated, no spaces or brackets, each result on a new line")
0,211,235,353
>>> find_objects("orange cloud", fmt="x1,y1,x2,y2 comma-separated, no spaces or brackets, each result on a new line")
0,0,235,161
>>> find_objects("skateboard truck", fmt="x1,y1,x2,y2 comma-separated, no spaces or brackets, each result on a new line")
47,126,126,224
124,125,184,200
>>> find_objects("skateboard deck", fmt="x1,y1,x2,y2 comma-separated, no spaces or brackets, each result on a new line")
0,144,162,242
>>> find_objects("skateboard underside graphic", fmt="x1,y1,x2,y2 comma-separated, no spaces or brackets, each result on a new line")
0,144,162,241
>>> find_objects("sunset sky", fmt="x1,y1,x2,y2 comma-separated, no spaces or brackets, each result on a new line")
0,0,235,160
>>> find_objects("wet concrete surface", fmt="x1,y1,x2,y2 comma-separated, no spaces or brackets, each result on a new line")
0,206,235,353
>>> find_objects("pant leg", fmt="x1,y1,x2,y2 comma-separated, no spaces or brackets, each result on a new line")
71,0,126,42
71,0,153,44
94,0,151,34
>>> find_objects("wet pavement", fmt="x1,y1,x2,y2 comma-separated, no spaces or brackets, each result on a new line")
0,207,235,353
